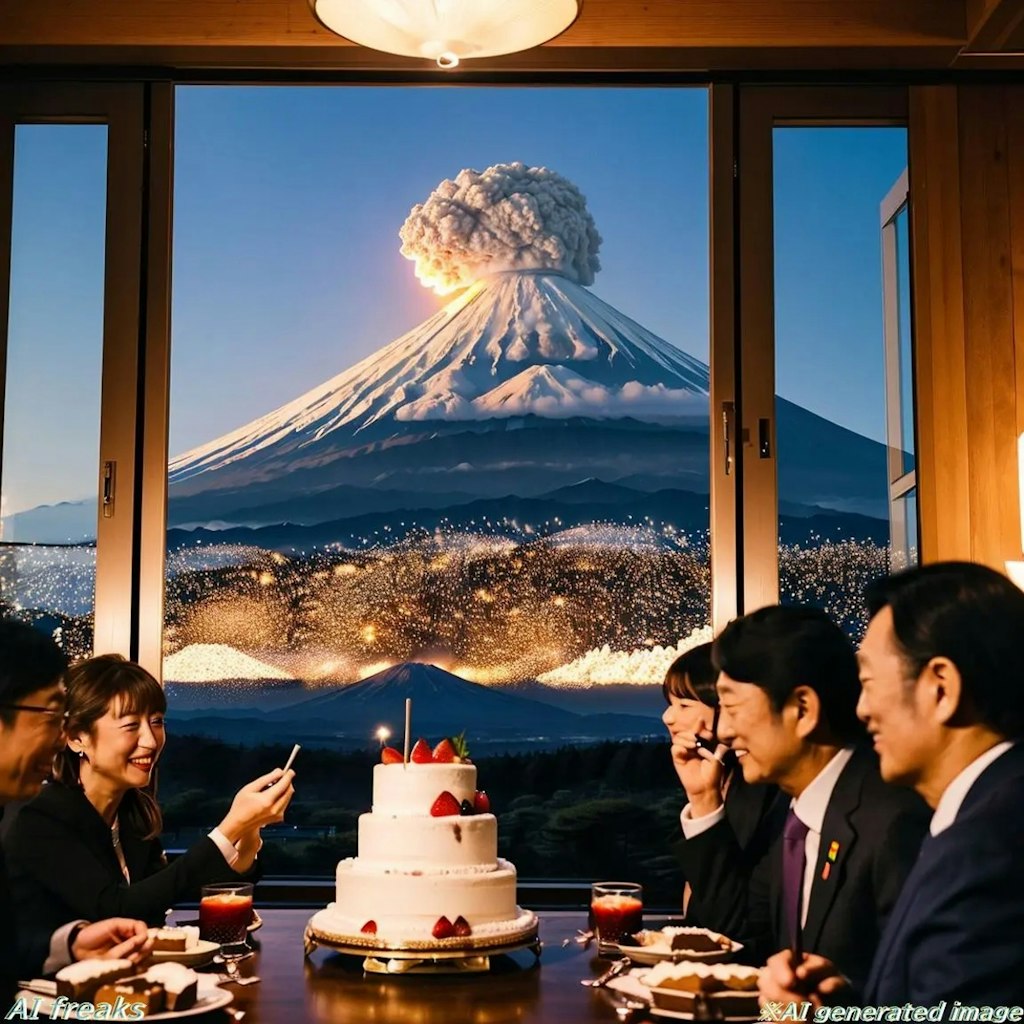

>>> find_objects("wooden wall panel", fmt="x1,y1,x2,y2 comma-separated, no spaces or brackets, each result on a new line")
1008,93,1024,495
0,0,966,50
959,87,1019,567
910,84,1024,570
965,0,1024,51
909,87,971,561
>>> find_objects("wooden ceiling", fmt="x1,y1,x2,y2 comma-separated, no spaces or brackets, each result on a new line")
1,0,1023,73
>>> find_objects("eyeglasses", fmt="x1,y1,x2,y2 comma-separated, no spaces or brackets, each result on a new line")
0,703,69,726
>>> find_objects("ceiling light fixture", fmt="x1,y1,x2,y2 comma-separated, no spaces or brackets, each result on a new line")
310,0,581,69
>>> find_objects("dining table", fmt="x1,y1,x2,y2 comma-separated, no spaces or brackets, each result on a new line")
174,908,660,1024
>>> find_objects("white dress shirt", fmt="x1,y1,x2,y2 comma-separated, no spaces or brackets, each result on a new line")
681,746,856,927
929,741,1014,837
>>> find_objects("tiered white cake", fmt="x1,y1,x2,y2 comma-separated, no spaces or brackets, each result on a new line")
311,760,536,947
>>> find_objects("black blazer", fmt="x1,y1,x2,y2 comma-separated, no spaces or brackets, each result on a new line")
0,808,53,989
4,782,258,944
677,744,930,993
0,835,17,1007
674,771,788,935
864,743,1024,1005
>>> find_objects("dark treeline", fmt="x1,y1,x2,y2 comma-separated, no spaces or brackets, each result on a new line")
158,733,687,907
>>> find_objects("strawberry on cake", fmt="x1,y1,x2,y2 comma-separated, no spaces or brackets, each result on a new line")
309,734,537,950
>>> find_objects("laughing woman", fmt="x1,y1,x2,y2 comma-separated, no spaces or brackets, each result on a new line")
4,654,295,934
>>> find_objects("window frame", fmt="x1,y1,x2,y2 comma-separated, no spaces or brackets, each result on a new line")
735,86,910,612
0,83,148,656
0,79,918,660
880,169,919,565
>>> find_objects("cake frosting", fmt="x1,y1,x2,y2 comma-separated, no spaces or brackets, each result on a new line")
314,753,536,946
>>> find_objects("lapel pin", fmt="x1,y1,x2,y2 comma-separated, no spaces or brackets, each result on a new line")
821,862,832,881
827,840,840,862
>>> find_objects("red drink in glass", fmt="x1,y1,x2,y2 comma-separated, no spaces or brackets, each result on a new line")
590,881,643,950
591,894,643,943
200,886,253,946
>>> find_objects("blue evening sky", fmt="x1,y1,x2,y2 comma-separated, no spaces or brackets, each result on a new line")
2,87,905,514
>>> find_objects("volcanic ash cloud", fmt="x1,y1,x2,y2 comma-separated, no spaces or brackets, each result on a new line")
399,162,602,295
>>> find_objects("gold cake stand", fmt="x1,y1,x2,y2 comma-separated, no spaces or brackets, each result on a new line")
304,908,541,974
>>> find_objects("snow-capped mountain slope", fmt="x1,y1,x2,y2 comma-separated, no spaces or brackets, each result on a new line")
168,271,708,487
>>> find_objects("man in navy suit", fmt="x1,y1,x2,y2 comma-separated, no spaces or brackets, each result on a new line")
761,561,1024,1008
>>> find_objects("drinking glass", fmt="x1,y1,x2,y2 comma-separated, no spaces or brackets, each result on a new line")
200,882,254,960
590,881,643,954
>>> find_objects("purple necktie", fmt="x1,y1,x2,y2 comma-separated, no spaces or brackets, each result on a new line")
782,808,810,949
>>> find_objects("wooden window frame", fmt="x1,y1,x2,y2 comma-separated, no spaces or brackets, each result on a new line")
0,83,148,656
735,86,909,612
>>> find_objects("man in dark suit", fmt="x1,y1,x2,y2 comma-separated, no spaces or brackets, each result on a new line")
676,606,929,994
0,620,151,1007
761,562,1024,1008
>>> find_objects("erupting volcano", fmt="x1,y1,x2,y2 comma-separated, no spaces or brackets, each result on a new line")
166,161,884,532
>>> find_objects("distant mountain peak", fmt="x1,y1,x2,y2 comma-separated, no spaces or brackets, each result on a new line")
270,660,585,733
168,272,708,489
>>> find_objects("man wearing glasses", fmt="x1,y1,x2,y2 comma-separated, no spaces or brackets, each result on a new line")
0,619,152,1007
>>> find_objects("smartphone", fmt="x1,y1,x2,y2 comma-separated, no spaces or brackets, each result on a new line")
693,706,721,755
282,743,301,773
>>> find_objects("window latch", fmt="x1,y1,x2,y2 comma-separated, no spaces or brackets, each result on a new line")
722,401,735,476
102,460,115,518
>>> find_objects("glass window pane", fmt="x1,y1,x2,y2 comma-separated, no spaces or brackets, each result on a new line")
895,204,915,476
773,127,908,637
0,124,107,657
890,486,918,571
165,85,711,896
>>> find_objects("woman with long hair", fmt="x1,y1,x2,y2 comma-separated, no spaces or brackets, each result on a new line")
663,641,785,942
4,654,294,932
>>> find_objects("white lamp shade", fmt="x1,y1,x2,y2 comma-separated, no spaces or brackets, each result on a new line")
311,0,580,63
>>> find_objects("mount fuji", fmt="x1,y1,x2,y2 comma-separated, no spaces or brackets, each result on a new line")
168,271,708,489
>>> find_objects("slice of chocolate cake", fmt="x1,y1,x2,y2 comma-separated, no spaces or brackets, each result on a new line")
661,926,732,953
55,959,136,1001
143,963,199,1011
94,976,166,1016
148,925,200,952
645,962,761,1017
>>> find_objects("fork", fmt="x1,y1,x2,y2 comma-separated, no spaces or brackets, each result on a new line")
580,957,631,988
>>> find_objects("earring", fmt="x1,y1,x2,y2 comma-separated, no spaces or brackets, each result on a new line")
78,750,86,759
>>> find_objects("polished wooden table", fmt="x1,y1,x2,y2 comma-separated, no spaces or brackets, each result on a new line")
184,908,648,1024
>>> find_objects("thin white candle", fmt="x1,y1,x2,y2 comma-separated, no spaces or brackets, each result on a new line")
403,697,412,767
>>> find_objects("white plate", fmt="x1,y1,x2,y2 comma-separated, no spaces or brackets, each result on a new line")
616,928,743,965
605,969,758,1021
650,1006,757,1021
606,968,656,1002
15,976,232,1021
615,942,741,965
151,939,220,967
